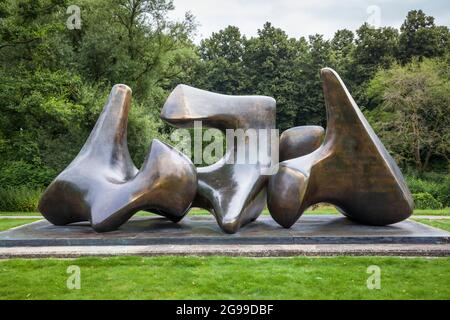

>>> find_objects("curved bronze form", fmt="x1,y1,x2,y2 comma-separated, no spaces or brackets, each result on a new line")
39,84,197,232
161,85,276,234
279,126,325,161
268,68,414,228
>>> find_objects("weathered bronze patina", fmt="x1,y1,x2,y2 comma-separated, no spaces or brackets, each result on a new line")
39,68,413,234
38,84,197,232
161,84,276,234
279,126,325,161
267,68,414,228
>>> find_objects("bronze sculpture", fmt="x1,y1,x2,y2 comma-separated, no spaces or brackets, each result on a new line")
279,126,325,161
38,84,197,232
161,85,276,234
267,68,414,228
38,68,413,234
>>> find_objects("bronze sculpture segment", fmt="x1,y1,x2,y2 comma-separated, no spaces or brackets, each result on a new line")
39,84,197,232
161,85,276,234
279,126,325,161
268,68,414,228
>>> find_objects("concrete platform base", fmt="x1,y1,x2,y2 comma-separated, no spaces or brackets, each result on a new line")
0,215,448,248
1,244,449,258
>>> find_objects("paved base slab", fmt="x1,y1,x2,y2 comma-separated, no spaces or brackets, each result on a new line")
1,244,449,258
0,215,448,248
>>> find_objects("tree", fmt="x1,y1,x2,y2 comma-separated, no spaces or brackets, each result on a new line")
351,23,399,108
295,34,333,127
398,10,450,63
193,25,248,94
330,29,355,80
74,0,198,100
243,22,304,130
0,0,195,187
367,58,450,172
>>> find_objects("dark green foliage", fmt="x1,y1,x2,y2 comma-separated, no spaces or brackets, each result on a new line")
412,193,443,210
398,10,450,63
366,58,449,172
406,173,450,207
0,161,56,188
0,0,195,190
0,186,42,212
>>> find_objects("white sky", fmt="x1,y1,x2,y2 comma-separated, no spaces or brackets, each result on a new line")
169,0,450,43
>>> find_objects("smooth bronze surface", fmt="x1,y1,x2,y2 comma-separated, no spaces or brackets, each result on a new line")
39,85,197,232
279,126,325,161
268,68,414,228
161,85,276,234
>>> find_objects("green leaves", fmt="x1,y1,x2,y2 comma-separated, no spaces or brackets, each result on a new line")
367,58,450,171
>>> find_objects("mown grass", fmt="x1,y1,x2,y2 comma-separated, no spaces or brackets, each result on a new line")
412,208,450,216
414,219,450,232
0,212,43,216
0,256,449,300
0,219,41,231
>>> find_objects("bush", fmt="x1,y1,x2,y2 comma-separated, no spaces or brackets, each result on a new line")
412,192,443,210
406,173,450,207
0,187,43,212
0,161,56,189
436,174,450,207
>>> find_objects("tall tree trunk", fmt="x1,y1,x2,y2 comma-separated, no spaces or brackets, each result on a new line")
423,148,432,172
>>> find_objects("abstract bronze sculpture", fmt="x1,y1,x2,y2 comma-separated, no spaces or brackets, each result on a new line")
161,85,276,234
267,68,414,228
38,84,197,232
279,126,325,162
39,68,413,234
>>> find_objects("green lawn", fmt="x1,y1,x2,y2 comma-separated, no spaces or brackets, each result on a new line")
0,218,40,231
0,256,448,300
414,219,450,232
0,212,43,216
413,208,450,216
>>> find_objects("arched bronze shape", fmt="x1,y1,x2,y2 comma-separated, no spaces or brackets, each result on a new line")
279,126,325,161
268,68,414,228
161,85,276,234
39,85,197,232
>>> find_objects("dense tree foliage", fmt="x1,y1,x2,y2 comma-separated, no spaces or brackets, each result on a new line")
367,58,450,172
0,0,196,187
0,1,448,189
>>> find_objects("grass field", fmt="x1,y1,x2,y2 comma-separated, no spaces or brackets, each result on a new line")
414,219,450,232
0,218,40,231
0,211,449,301
0,256,449,300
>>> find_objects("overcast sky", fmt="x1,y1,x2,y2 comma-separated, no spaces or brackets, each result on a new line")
169,0,450,42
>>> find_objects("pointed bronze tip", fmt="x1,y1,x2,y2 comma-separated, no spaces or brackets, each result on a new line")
160,84,190,122
320,68,346,88
111,83,133,93
112,84,132,95
148,138,168,155
320,67,337,78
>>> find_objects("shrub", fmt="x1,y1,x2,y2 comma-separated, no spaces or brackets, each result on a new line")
412,192,443,210
436,174,450,207
0,161,56,188
0,187,43,212
406,173,450,207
